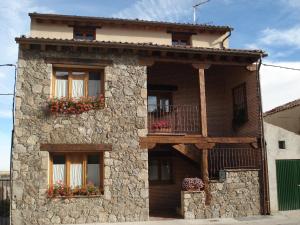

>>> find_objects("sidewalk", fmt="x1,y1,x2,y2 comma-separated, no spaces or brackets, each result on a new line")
72,210,300,225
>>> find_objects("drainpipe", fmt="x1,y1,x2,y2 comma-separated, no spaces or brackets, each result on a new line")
221,30,231,49
256,56,270,215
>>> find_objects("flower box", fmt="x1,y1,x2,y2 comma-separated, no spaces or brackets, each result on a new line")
48,95,105,115
151,120,171,133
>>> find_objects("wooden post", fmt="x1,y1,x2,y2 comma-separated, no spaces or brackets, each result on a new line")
193,63,210,205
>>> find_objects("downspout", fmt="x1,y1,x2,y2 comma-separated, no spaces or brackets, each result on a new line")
221,30,231,49
10,63,17,224
256,55,270,215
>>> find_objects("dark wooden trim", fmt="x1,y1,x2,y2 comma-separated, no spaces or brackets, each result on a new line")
40,144,112,152
167,30,197,35
148,84,178,91
140,135,257,148
45,57,112,66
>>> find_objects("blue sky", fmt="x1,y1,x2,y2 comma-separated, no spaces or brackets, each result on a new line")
0,0,300,171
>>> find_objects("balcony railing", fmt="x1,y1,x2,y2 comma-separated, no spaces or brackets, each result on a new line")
148,104,200,134
208,145,261,179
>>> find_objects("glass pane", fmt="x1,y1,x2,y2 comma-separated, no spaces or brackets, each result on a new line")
160,98,170,112
149,159,159,181
87,155,100,187
70,163,82,188
72,80,84,98
148,96,157,113
88,72,101,97
56,71,68,77
53,155,65,185
56,79,68,98
161,160,171,181
72,71,85,76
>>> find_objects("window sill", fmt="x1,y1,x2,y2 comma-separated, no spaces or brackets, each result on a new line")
47,194,103,199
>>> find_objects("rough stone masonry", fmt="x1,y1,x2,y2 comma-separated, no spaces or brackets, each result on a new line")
181,170,261,219
11,49,149,225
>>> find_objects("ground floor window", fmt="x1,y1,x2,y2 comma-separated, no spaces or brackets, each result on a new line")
149,154,173,184
50,153,103,190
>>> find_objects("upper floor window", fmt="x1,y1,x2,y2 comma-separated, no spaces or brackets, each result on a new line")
172,32,191,46
73,27,96,40
148,91,172,113
232,83,248,127
52,68,104,99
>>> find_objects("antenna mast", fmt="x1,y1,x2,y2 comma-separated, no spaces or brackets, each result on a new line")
193,0,210,24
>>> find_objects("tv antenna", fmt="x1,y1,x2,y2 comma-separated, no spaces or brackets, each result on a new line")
193,0,210,24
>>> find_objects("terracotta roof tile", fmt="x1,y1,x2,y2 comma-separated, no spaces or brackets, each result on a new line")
29,12,233,33
16,36,266,58
264,98,300,117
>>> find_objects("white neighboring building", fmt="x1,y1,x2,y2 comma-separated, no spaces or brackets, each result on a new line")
264,99,300,212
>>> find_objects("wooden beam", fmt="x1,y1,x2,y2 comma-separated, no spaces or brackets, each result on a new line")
194,143,215,150
197,67,210,205
172,144,200,164
139,135,257,146
138,58,155,67
40,144,112,152
45,57,112,68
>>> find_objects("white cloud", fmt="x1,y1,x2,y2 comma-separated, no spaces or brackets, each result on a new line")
0,131,11,171
261,61,300,112
283,0,300,8
0,1,53,171
114,0,196,22
259,26,300,48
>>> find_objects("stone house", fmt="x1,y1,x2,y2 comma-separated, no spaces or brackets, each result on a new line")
264,99,300,212
12,12,269,224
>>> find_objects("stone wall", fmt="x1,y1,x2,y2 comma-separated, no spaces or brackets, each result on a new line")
181,170,260,219
11,49,149,224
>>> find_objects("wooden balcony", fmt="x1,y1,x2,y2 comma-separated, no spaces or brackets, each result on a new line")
148,104,200,134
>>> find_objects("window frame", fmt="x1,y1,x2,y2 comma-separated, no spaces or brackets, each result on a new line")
149,155,173,185
73,26,96,40
49,152,104,192
278,140,286,149
52,67,104,99
171,32,191,46
148,91,173,113
232,82,248,127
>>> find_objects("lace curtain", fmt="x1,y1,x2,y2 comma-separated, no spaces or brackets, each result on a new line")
55,79,68,98
53,164,65,184
70,163,83,188
72,80,84,98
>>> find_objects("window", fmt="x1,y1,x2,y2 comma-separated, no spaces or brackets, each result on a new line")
149,156,172,184
73,27,96,40
148,92,172,113
232,83,248,127
172,32,191,46
53,68,103,99
278,141,286,149
50,153,103,190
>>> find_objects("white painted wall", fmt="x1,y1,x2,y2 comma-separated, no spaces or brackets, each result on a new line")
264,121,300,212
264,106,300,135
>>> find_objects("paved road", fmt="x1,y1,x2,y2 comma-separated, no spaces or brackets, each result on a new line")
74,211,300,225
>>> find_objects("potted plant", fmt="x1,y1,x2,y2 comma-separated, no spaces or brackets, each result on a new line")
151,120,171,133
182,177,204,192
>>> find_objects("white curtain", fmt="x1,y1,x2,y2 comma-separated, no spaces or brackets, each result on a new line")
70,163,82,188
56,79,68,98
72,80,84,98
53,164,65,184
88,80,100,97
87,164,100,186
